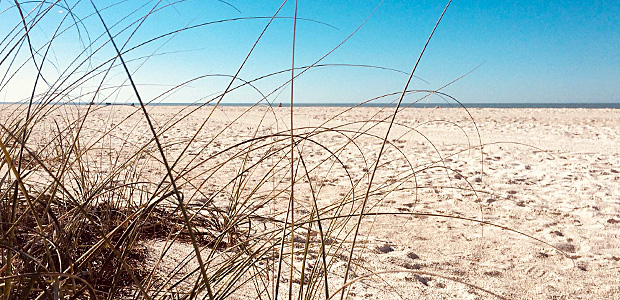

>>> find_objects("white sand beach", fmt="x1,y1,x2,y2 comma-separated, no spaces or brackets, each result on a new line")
2,104,619,299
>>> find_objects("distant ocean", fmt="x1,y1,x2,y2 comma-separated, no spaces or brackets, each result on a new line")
3,102,620,109
209,102,620,109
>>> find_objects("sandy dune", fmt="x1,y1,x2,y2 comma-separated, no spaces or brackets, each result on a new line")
3,104,619,299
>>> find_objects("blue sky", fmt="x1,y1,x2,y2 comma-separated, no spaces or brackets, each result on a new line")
0,0,618,104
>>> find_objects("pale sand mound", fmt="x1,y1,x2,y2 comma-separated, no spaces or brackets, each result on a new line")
4,104,618,299
141,106,620,299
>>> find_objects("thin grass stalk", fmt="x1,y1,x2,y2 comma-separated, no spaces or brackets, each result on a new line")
89,2,203,298
341,1,453,299
287,1,299,299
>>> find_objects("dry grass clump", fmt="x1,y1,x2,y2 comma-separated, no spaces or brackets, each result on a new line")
0,1,563,299
0,129,224,298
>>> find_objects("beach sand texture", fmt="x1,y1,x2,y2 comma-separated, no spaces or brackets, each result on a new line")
1,104,619,299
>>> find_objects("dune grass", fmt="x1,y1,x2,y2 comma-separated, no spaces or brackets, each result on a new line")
0,1,571,299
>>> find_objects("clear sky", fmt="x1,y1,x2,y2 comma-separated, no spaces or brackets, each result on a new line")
1,0,618,104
